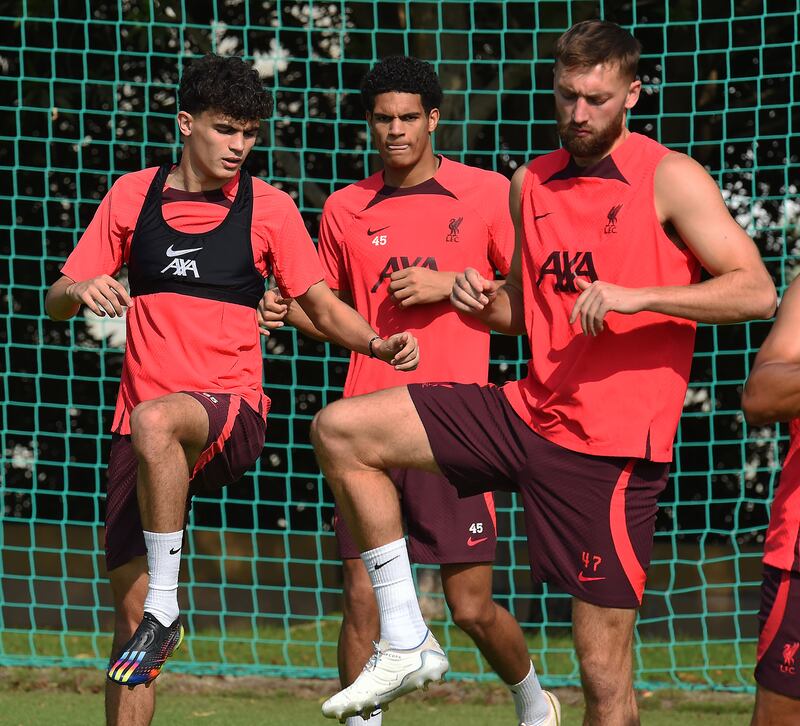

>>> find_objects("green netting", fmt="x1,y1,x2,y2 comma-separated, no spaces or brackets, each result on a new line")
1,0,798,691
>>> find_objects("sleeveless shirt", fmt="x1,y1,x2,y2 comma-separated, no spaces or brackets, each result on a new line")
502,133,701,462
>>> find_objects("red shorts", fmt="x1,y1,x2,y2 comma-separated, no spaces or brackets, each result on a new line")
407,382,670,608
755,565,800,698
335,468,497,564
104,392,266,571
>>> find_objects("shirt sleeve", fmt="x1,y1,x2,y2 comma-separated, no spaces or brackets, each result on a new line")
486,175,514,276
60,180,132,282
268,202,325,298
317,198,350,293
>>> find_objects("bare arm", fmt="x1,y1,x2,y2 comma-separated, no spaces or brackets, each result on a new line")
449,165,527,335
742,279,800,424
571,152,777,335
294,280,418,370
258,286,355,342
45,274,132,321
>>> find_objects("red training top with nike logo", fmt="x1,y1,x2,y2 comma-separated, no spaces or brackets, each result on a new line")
502,133,702,462
61,167,324,434
318,156,513,397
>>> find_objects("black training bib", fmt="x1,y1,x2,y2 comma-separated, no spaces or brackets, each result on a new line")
128,164,265,308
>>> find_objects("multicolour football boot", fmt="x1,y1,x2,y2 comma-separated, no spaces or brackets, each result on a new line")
107,612,184,687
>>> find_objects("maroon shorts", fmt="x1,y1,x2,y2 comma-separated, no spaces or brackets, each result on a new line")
407,382,670,608
755,565,800,698
104,392,266,571
335,468,497,564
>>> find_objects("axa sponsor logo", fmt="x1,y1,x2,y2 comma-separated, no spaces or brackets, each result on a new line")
536,250,598,292
161,243,201,278
780,641,799,675
446,216,463,243
604,203,622,234
371,256,438,293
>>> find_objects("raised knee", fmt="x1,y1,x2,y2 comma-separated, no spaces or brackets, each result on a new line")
310,403,349,455
130,401,175,455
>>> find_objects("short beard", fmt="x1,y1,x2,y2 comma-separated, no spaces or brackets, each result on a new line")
558,105,626,160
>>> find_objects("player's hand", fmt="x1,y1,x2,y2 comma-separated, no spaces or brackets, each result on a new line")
570,278,648,336
257,287,289,336
374,332,419,371
66,275,132,317
388,267,452,307
450,267,500,313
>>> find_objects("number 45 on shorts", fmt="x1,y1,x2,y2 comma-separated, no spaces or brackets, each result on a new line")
467,522,487,547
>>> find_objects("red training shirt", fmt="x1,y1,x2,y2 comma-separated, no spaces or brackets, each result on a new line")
318,156,513,397
502,133,702,462
61,167,323,434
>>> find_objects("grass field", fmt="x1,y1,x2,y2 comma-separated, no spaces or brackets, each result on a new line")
0,618,758,723
0,667,755,726
0,618,758,690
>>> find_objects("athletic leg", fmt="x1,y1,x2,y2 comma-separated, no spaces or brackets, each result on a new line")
751,686,800,725
108,393,212,689
131,392,208,622
441,562,529,682
572,598,638,725
339,558,383,726
339,559,380,685
316,383,528,721
131,393,209,533
311,386,440,551
313,387,449,720
441,563,557,725
105,558,154,726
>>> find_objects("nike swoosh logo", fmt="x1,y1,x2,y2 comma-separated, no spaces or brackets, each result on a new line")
374,555,399,570
166,244,203,257
534,213,552,221
577,572,606,582
367,226,390,236
169,547,182,555
467,536,488,547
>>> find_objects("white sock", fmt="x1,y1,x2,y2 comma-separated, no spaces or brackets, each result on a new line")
361,539,428,649
345,709,382,726
142,529,183,627
509,661,551,725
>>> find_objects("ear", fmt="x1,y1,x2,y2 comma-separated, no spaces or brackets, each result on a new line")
625,79,642,110
427,107,440,133
176,111,193,138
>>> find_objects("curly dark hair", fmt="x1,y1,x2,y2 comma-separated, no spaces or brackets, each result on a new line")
360,56,443,114
179,54,273,120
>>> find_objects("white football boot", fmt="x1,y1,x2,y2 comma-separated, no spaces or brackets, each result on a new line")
322,631,449,721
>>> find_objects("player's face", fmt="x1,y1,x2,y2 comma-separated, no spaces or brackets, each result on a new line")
367,92,439,171
554,62,641,162
177,110,260,182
